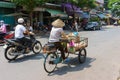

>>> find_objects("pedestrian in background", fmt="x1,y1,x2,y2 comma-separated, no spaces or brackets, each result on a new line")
26,21,33,32
0,20,7,41
74,20,78,32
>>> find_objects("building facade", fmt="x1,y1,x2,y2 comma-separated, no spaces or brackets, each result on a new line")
0,0,16,29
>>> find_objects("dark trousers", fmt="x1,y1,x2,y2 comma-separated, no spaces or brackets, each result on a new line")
0,32,6,40
16,37,32,48
54,42,66,59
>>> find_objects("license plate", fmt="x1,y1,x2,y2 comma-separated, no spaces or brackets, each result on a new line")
3,44,8,49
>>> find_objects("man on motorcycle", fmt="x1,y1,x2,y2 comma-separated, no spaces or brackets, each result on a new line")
15,18,32,53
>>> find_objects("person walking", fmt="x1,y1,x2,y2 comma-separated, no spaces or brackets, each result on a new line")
74,20,78,32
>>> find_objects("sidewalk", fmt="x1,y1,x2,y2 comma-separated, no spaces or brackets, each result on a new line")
103,25,120,28
35,31,50,37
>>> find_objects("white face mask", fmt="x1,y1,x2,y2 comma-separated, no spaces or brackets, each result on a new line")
0,22,4,26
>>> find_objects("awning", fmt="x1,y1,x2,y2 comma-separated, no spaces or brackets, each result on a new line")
0,2,16,8
97,14,108,19
61,3,83,16
34,7,45,11
46,9,68,17
2,13,28,17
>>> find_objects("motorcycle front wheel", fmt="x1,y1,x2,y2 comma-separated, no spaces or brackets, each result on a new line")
32,41,42,54
4,46,18,61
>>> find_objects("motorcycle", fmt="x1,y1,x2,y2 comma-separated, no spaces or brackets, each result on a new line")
3,32,42,61
0,31,14,44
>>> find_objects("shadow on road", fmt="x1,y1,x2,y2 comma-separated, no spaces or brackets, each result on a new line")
8,53,45,63
48,57,96,76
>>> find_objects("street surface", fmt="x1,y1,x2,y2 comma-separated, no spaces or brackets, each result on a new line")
0,25,120,80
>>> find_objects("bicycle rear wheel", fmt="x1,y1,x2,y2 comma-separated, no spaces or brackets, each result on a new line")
44,52,57,73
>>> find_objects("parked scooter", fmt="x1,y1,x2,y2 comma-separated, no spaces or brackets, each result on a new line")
3,32,42,61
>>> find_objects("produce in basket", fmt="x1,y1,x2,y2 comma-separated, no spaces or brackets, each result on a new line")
68,39,75,53
62,32,80,43
67,41,86,53
67,32,80,42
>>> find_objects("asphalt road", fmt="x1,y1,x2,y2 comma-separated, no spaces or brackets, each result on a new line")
0,25,120,80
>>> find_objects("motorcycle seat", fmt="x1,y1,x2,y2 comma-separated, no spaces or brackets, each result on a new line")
10,39,20,43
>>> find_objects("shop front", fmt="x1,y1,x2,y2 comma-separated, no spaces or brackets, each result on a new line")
0,1,16,30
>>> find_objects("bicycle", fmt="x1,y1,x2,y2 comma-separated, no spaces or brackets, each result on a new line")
43,37,88,73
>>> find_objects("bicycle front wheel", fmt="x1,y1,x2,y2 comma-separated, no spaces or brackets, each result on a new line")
44,52,57,73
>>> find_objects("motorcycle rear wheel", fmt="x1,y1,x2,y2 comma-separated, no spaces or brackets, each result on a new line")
4,46,18,61
32,41,42,54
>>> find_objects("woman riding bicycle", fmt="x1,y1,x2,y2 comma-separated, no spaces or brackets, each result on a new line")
48,19,68,63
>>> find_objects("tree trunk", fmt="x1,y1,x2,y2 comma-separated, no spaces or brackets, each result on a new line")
29,12,33,26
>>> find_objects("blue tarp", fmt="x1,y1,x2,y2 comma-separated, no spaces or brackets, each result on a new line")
61,3,82,16
81,12,90,18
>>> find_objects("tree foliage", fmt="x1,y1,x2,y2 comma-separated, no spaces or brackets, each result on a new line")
11,0,46,12
39,0,96,9
108,0,120,15
11,0,48,25
68,0,96,9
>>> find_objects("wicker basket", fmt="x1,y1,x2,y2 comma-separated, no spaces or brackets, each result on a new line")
67,37,88,53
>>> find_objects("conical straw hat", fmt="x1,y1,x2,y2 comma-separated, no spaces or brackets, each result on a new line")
52,19,65,28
